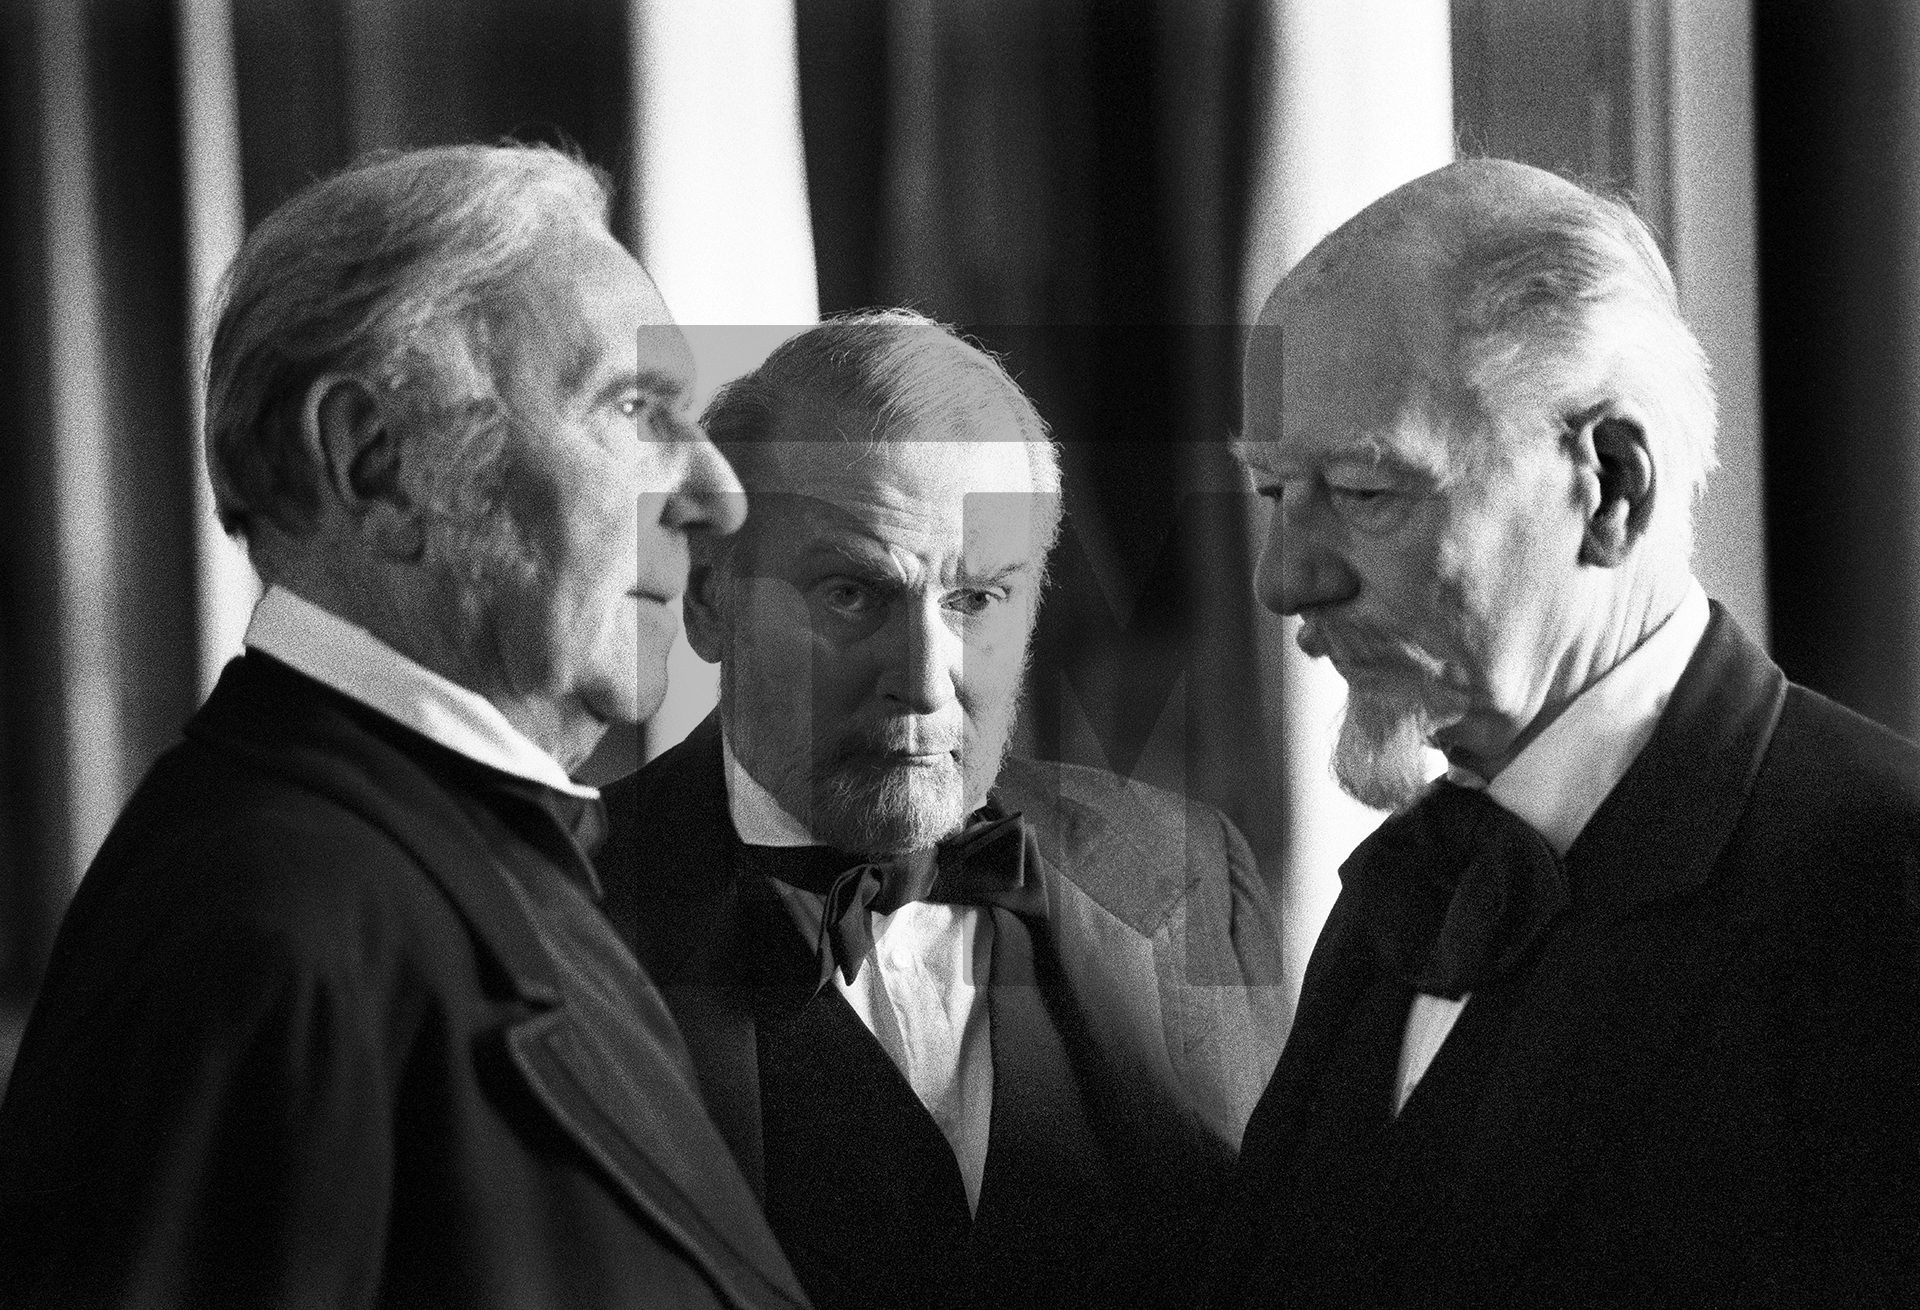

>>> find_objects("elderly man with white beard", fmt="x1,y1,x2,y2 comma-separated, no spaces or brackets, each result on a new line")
594,310,1289,1310
1207,159,1920,1309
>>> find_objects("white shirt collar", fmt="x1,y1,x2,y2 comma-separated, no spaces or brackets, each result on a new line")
1447,580,1711,855
721,729,818,847
244,584,598,800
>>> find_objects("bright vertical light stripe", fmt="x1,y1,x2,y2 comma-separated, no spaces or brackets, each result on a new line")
1671,0,1767,648
1241,0,1455,321
176,0,260,699
627,0,817,760
628,0,819,327
36,0,120,883
1241,0,1453,1002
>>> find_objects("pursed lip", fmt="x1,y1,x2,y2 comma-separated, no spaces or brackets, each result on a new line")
852,748,961,768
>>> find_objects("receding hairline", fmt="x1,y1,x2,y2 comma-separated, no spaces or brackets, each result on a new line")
1245,157,1717,554
1263,160,1625,320
702,311,1062,504
202,142,618,553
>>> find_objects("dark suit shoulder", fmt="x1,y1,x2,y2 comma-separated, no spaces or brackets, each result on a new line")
1732,681,1920,928
26,736,477,1099
82,735,464,958
1768,680,1920,817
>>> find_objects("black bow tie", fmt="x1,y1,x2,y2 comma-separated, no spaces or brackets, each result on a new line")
746,810,1044,993
1341,780,1570,999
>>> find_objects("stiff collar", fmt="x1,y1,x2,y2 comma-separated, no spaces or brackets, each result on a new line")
1447,580,1710,856
245,585,598,801
721,730,817,847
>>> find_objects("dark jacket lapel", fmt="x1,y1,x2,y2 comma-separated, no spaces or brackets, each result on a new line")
191,657,806,1310
1430,605,1789,1261
1212,607,1791,1304
991,759,1219,1151
600,713,768,1194
1206,885,1384,1300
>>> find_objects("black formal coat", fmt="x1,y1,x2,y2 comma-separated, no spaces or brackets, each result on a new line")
1209,606,1920,1308
597,715,1290,1310
0,654,808,1310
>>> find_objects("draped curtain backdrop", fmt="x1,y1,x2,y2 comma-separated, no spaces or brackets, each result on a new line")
5,0,1901,1096
795,0,1285,908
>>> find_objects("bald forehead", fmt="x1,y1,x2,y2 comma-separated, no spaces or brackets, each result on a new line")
1248,243,1456,432
1262,158,1598,323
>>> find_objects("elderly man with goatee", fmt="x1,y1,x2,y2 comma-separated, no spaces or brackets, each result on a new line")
1210,159,1920,1308
596,310,1289,1310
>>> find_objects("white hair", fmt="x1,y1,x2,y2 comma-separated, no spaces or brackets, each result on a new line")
699,309,1064,556
1449,185,1718,558
1282,160,1718,561
203,142,613,579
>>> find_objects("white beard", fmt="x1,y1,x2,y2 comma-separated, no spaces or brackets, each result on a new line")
812,754,970,856
1331,680,1442,812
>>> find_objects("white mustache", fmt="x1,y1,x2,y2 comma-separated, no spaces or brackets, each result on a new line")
830,720,964,762
1297,619,1446,682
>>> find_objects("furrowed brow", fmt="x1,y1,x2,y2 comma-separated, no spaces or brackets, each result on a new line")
958,560,1040,588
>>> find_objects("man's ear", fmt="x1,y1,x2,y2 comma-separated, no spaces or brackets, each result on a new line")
682,555,730,664
303,373,422,559
1573,410,1656,568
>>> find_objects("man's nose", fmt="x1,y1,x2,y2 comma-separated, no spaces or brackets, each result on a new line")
661,428,747,537
1254,491,1359,616
877,596,960,716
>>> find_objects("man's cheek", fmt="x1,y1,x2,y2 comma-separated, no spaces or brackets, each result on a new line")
959,613,1026,680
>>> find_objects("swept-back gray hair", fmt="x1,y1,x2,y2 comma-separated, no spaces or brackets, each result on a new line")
1289,159,1716,558
700,309,1064,554
203,142,613,571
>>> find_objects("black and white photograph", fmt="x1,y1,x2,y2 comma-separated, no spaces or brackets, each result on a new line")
0,1,1913,1305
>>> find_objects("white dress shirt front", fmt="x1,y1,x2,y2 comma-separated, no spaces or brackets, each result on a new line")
1392,581,1712,1113
244,585,599,800
723,737,994,1211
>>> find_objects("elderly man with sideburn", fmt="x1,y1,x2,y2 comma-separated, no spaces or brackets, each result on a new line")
0,144,806,1310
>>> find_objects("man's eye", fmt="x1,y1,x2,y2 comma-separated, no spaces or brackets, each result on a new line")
946,588,1006,617
1328,477,1396,506
617,394,670,424
821,581,881,615
1327,480,1409,529
1256,483,1284,504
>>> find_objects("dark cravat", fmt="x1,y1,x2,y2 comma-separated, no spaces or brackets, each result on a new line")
1341,780,1569,999
746,810,1046,994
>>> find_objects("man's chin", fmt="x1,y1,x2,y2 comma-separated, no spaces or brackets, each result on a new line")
1331,684,1443,812
811,758,969,855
